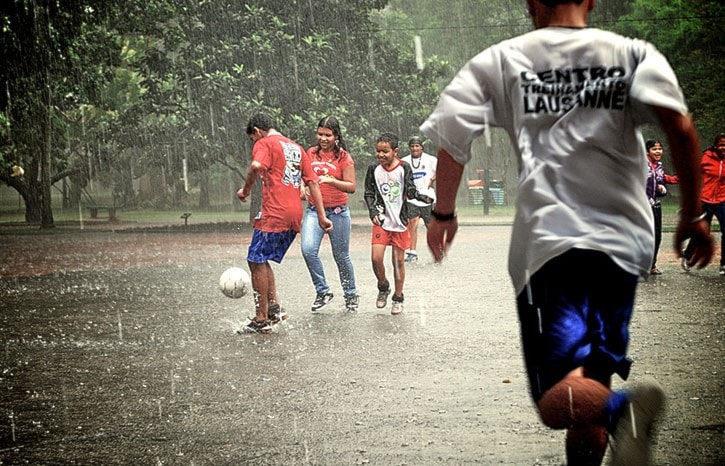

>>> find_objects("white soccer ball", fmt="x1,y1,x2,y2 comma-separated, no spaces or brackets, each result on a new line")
219,267,251,299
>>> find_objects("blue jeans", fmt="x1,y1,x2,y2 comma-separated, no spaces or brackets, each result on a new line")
301,205,357,297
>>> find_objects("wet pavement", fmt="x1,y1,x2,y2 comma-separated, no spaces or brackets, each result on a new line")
0,220,722,465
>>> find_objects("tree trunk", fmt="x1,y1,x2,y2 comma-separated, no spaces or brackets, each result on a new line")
68,176,83,208
40,76,54,228
117,156,136,207
198,167,210,209
24,184,42,223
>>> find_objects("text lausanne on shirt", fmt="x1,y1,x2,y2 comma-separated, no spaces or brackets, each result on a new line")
521,66,627,114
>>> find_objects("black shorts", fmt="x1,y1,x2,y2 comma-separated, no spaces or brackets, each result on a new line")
406,202,433,226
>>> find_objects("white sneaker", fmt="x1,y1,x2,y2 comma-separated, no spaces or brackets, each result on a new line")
680,250,691,272
609,377,666,466
376,283,390,309
391,294,404,315
720,266,724,276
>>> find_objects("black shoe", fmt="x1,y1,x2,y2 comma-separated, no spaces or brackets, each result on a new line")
311,292,334,311
268,304,287,324
345,295,359,312
238,317,272,334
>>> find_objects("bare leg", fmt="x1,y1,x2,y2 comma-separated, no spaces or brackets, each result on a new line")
391,246,405,297
248,261,270,321
265,262,277,309
371,244,388,287
408,216,421,251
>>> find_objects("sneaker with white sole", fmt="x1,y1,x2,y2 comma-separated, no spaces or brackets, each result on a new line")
345,295,359,313
405,251,418,263
720,265,724,276
311,292,334,312
608,377,666,466
268,304,288,324
238,317,273,334
681,254,691,272
376,281,391,309
391,293,404,315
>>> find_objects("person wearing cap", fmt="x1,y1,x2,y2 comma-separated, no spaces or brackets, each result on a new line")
401,136,437,262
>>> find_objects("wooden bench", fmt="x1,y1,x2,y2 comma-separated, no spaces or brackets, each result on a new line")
86,205,118,220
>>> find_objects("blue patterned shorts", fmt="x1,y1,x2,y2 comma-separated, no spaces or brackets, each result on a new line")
247,229,297,264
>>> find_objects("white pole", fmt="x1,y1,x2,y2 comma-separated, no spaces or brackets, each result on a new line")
78,200,84,230
414,35,424,70
183,157,189,193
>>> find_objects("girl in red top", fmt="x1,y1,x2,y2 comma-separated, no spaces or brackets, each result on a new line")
301,117,359,312
683,133,725,274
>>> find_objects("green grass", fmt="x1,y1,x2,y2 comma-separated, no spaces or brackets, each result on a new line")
0,205,245,224
0,189,695,231
0,203,515,226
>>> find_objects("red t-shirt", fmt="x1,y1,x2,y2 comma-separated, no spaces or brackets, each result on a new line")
306,146,354,208
701,149,725,204
252,131,317,232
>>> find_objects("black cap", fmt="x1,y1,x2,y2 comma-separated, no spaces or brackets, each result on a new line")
408,136,422,146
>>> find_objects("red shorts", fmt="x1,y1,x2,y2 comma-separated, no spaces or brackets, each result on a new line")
371,224,410,250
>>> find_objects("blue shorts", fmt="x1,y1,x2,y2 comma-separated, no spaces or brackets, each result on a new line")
247,229,297,264
516,249,637,401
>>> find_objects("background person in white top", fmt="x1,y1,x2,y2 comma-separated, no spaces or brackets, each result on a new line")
421,0,714,464
401,136,437,262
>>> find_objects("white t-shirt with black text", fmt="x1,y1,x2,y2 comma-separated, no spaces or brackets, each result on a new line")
421,27,688,294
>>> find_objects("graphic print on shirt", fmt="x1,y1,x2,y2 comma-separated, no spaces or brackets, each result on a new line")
312,161,332,177
281,142,302,187
412,171,426,181
374,164,407,232
380,175,402,206
521,66,628,114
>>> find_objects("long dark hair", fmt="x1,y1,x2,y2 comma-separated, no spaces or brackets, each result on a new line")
316,116,347,156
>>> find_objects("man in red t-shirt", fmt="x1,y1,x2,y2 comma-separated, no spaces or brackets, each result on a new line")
237,113,332,333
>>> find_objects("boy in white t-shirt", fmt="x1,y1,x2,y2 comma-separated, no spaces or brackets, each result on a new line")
401,136,437,262
422,0,713,464
363,132,432,315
